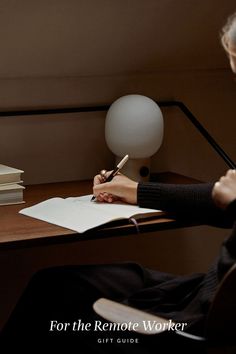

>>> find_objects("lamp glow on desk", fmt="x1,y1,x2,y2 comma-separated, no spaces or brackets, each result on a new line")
105,94,164,181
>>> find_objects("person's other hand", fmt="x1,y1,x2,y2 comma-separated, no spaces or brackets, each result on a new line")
93,172,138,204
212,169,236,209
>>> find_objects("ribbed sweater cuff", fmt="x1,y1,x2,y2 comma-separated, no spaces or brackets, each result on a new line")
137,182,162,208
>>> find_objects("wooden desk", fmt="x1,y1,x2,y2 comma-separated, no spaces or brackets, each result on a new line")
0,173,200,248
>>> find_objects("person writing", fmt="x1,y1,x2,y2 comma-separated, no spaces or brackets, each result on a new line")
1,11,236,354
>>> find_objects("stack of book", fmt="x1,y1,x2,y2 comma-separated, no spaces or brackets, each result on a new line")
0,164,25,206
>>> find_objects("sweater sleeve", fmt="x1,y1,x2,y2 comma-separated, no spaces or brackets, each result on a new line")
225,199,236,220
137,182,234,227
217,201,236,281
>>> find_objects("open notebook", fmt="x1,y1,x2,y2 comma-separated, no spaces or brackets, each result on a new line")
19,195,163,233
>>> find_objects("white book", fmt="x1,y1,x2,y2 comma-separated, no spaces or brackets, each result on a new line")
19,195,162,233
0,183,25,206
0,164,24,185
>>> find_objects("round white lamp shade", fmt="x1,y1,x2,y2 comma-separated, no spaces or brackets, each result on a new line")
105,94,164,181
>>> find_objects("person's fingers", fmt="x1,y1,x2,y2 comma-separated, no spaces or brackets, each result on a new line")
93,174,104,186
93,170,114,186
218,172,235,186
93,181,114,195
219,176,226,184
227,169,236,178
213,181,220,189
100,169,107,178
96,192,105,202
95,192,116,203
102,192,110,202
99,192,113,202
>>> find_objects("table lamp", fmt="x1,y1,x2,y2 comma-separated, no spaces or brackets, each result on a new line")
105,94,164,181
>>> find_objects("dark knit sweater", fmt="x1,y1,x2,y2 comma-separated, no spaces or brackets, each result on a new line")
136,182,236,334
137,182,235,227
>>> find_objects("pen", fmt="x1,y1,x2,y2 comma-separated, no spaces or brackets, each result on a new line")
91,154,129,201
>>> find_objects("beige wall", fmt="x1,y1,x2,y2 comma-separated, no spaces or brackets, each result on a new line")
0,69,235,184
0,0,236,329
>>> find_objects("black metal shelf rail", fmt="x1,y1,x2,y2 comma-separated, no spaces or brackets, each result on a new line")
0,100,235,169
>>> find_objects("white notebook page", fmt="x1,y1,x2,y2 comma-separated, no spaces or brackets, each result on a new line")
19,195,161,233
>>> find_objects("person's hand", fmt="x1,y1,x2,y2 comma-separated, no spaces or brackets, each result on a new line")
212,169,236,209
93,171,138,204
